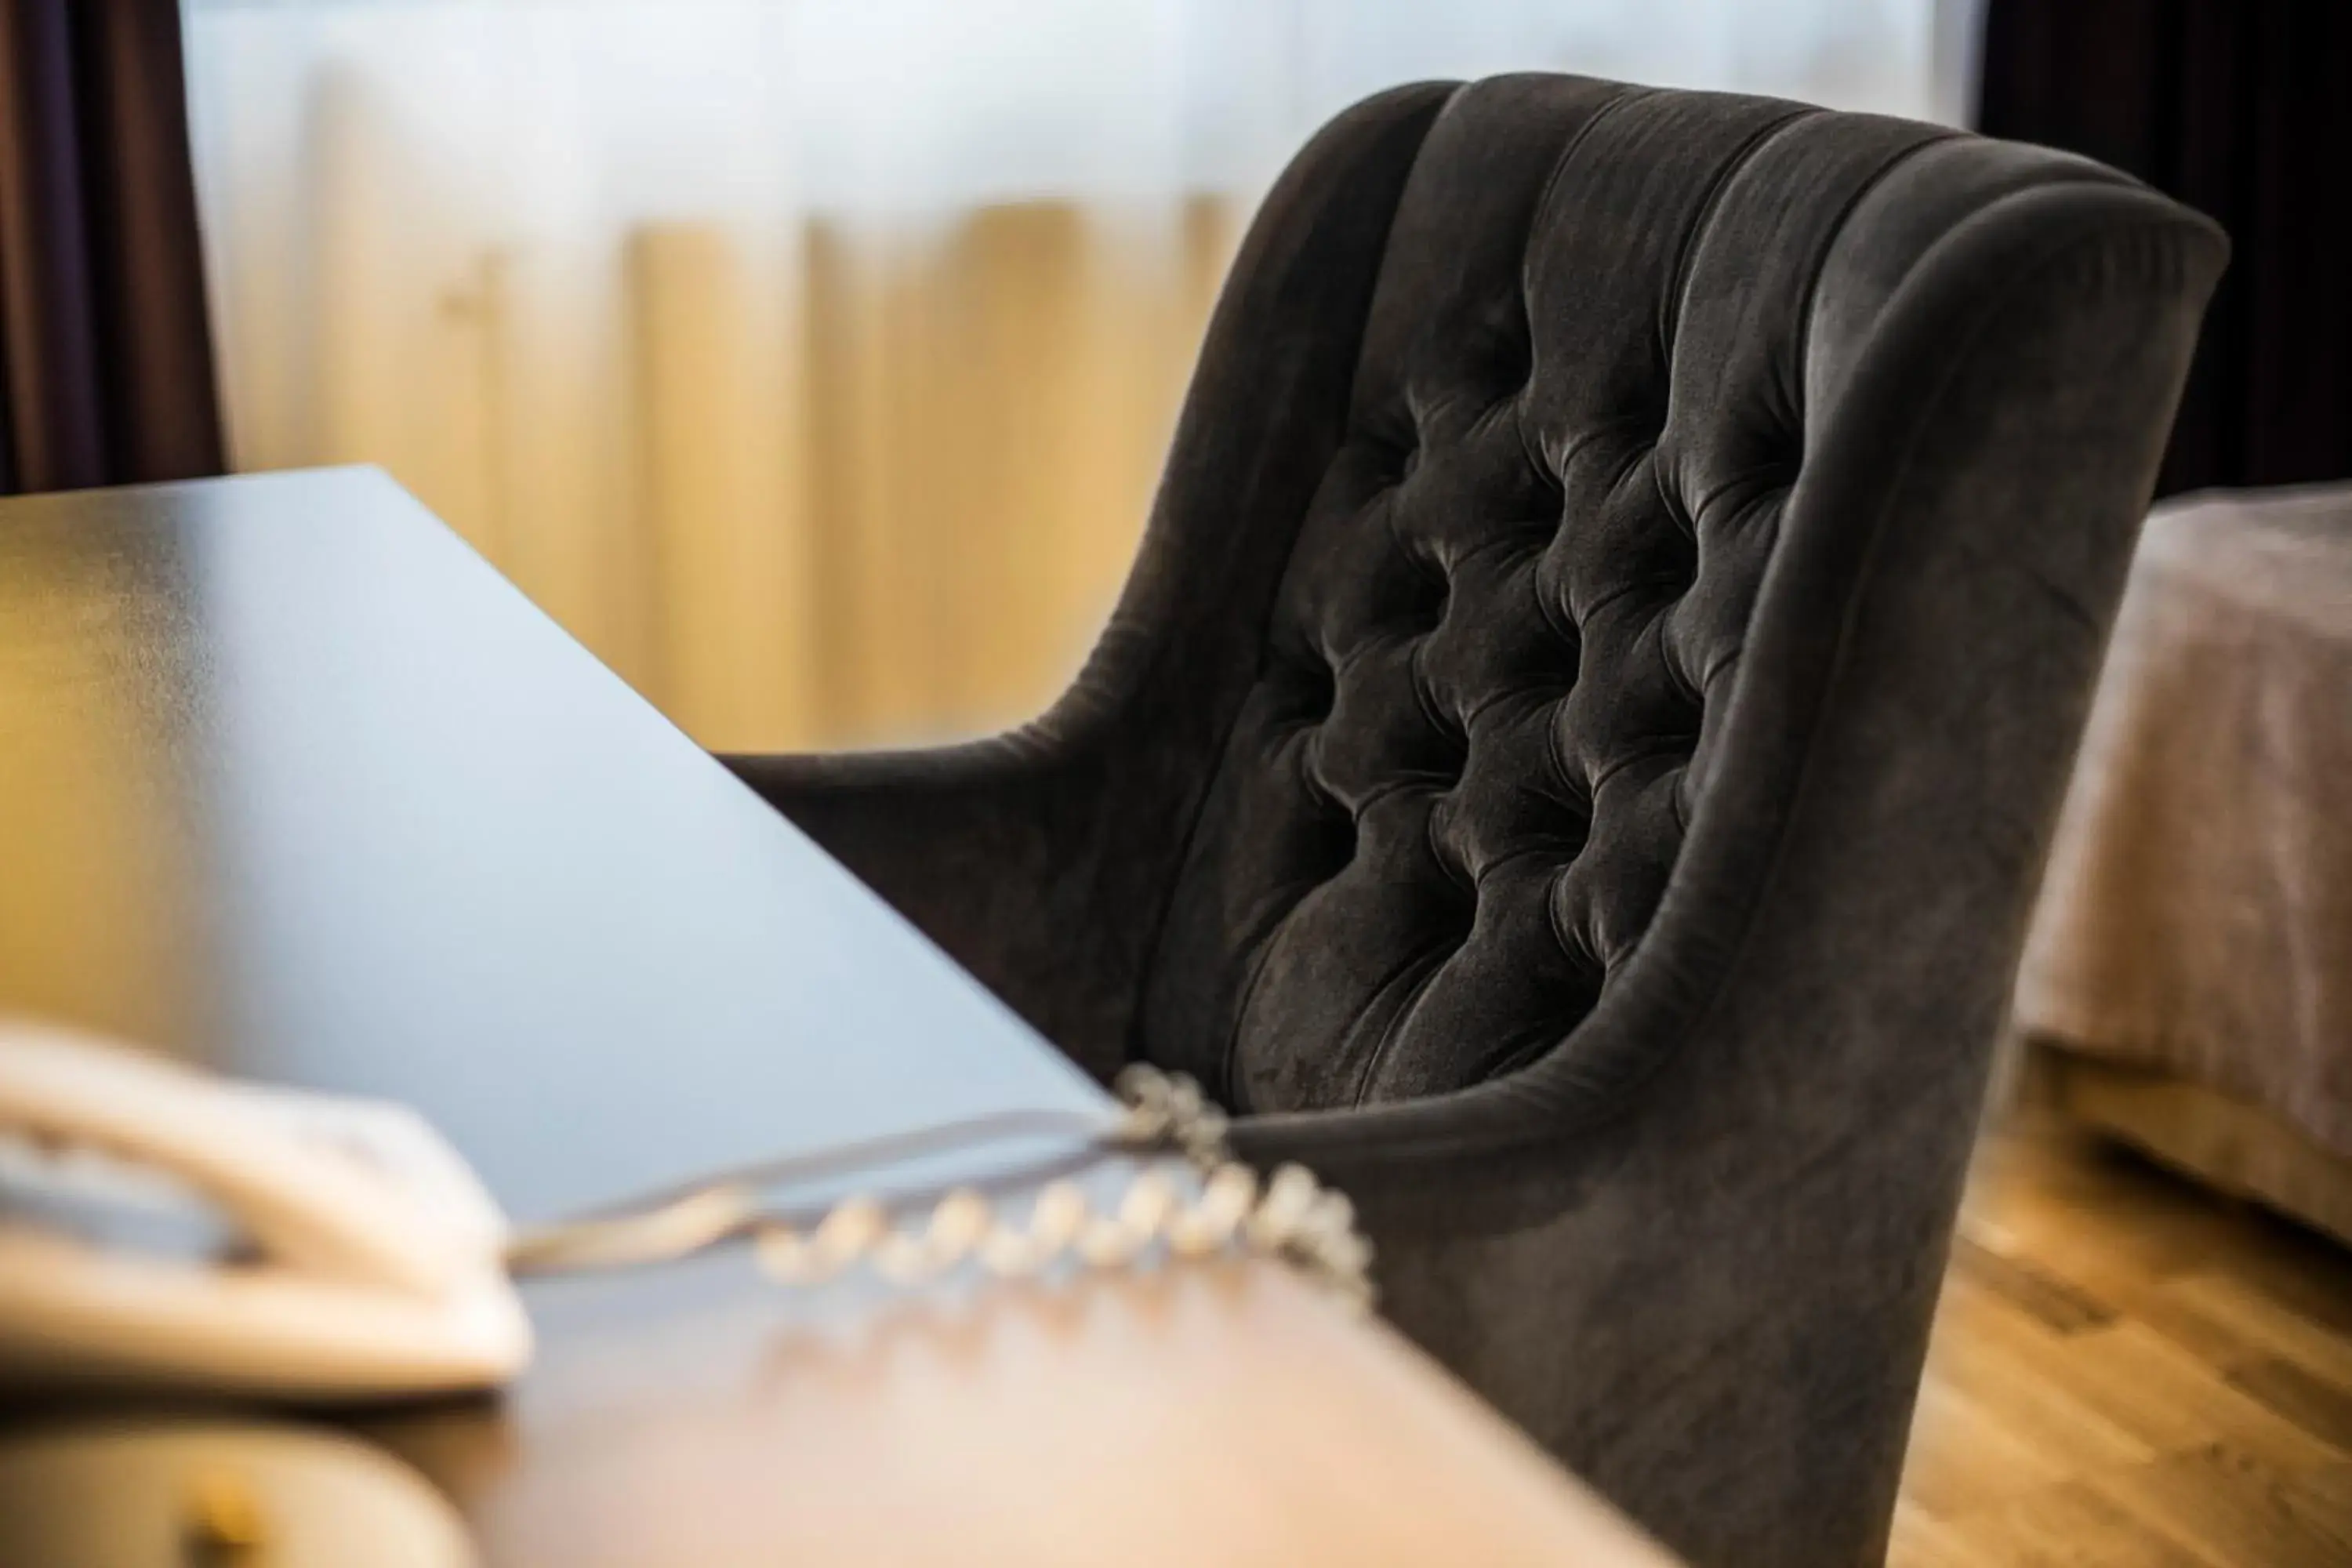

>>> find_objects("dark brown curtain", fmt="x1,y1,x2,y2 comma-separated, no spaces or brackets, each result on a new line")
1979,0,2352,496
0,0,223,495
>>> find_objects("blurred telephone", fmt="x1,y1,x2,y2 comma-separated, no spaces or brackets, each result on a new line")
0,1019,531,1401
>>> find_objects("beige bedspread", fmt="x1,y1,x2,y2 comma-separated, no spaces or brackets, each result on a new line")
2016,484,2352,1160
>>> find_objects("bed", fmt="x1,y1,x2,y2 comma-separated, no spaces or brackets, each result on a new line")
2015,482,2352,1246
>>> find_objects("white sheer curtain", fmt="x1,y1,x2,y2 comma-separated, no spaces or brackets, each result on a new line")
184,0,1967,750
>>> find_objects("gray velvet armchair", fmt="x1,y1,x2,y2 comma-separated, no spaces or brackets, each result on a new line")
722,76,2225,1568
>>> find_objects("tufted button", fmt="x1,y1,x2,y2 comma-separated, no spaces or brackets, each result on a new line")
1531,551,1584,655
1285,651,1338,728
1660,627,1704,710
1403,622,1465,721
1409,557,1450,633
1525,424,1566,497
1546,870,1606,978
1424,800,1478,898
1297,735,1359,845
1635,373,1673,439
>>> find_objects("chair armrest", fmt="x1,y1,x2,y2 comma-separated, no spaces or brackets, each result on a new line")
720,734,1069,931
1302,1075,1955,1568
1235,940,1974,1568
719,730,1145,1080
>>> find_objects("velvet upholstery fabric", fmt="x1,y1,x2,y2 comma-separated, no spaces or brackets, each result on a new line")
725,77,2223,1567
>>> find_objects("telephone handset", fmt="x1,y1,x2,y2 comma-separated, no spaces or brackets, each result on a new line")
0,1018,531,1400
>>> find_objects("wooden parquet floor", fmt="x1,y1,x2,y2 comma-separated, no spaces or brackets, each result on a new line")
1892,1112,2352,1566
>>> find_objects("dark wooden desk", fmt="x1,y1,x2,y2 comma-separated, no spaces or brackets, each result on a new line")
0,470,1675,1565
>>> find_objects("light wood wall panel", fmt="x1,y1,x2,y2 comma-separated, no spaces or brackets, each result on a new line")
626,225,816,747
217,123,1240,753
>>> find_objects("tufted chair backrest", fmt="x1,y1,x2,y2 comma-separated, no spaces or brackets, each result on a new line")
1136,75,2142,1114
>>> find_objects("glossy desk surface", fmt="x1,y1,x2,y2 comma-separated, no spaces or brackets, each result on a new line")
0,466,1102,1222
0,470,1675,1566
